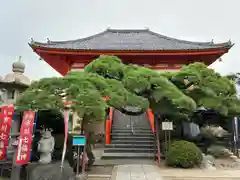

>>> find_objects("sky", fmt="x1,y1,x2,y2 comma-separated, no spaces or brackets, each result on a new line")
0,0,239,80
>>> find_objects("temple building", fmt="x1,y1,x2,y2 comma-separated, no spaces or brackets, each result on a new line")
29,28,234,160
29,28,233,75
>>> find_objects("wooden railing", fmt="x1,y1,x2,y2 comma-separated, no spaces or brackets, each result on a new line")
147,109,161,164
147,109,155,133
105,107,113,145
155,117,161,165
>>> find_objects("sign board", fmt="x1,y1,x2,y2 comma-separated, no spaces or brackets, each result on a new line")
72,135,86,146
162,121,173,131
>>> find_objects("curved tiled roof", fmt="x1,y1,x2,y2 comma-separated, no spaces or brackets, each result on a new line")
30,28,233,51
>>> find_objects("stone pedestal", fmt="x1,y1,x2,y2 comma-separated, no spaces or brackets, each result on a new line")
75,173,87,180
10,138,21,180
27,161,75,180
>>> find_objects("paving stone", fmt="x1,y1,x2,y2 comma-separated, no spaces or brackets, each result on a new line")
114,164,163,180
159,169,240,180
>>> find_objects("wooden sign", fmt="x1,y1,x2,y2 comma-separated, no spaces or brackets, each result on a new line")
162,121,173,131
15,111,35,165
0,105,15,160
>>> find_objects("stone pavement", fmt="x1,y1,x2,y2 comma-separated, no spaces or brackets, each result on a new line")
159,169,240,180
112,164,163,180
108,164,240,180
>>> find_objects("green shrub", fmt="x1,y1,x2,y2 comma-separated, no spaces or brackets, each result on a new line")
165,140,203,168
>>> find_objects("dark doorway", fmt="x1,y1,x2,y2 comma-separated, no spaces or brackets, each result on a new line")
31,110,65,162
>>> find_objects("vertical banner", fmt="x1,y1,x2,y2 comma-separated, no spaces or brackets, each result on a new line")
61,109,70,171
233,117,239,142
60,101,72,171
0,105,15,160
15,111,35,165
234,117,239,141
232,117,239,156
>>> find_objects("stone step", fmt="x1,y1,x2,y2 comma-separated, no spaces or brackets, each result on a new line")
87,174,111,180
105,143,156,149
111,126,151,130
87,178,110,180
111,133,153,137
101,152,155,159
93,159,156,165
111,124,151,128
111,132,154,137
111,129,152,133
104,147,155,153
111,136,154,141
111,123,150,126
111,139,155,144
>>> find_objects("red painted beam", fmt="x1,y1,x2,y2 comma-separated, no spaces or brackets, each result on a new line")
34,47,228,56
71,65,182,70
31,46,228,75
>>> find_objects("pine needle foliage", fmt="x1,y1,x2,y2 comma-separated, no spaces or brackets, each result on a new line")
16,56,240,124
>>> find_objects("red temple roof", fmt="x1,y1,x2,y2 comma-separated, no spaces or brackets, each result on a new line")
29,28,234,76
29,28,233,51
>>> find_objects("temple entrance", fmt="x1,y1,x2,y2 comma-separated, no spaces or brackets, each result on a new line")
102,109,155,160
113,109,149,132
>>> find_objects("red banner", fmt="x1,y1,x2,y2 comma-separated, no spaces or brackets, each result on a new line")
1,104,14,118
0,105,15,160
15,110,35,165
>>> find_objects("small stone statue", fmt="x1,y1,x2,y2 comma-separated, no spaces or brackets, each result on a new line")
38,127,55,164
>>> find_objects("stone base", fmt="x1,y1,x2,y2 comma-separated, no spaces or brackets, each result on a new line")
27,161,75,180
75,173,87,180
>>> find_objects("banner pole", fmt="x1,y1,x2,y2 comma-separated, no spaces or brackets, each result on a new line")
60,107,70,172
30,111,38,161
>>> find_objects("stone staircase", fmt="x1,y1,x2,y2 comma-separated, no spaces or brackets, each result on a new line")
87,174,111,180
102,109,155,159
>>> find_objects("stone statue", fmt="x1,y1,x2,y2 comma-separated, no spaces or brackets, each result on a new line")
37,127,55,164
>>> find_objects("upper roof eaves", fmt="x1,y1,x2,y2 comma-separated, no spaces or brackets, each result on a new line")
29,28,233,51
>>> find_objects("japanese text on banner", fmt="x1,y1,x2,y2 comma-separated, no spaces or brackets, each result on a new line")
15,111,35,165
1,104,15,118
0,105,15,160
